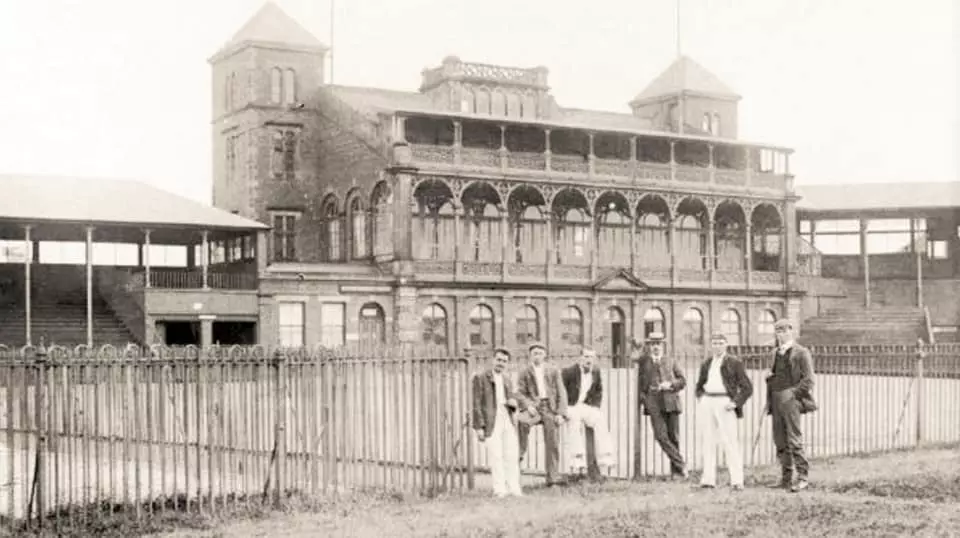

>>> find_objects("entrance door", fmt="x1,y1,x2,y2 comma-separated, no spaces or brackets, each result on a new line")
607,306,626,368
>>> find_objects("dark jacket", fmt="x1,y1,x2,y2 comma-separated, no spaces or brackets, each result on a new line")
516,364,568,417
636,354,686,415
561,364,603,408
765,344,817,415
471,370,518,438
694,354,754,419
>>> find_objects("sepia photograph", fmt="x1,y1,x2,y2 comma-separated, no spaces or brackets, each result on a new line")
0,0,957,536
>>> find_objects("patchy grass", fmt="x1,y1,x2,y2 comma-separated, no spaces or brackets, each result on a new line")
5,447,960,537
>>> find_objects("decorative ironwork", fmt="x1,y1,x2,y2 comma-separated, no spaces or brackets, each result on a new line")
636,162,672,181
462,262,501,276
715,270,746,283
716,170,746,186
594,158,632,177
508,264,546,277
677,269,709,283
460,147,499,168
753,271,784,285
675,167,710,183
551,154,589,174
553,265,590,279
410,144,455,164
508,152,547,171
415,260,456,274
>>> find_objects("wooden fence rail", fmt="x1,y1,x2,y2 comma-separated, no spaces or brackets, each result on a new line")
1,343,958,533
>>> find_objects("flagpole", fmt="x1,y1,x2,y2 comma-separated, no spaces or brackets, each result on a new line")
329,0,335,84
676,0,684,135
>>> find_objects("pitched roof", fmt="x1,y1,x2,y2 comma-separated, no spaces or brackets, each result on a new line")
631,56,740,105
796,182,960,212
0,175,268,230
325,85,432,117
213,2,326,59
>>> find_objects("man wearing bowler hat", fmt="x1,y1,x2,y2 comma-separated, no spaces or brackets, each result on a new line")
766,318,817,492
516,341,568,486
636,331,688,479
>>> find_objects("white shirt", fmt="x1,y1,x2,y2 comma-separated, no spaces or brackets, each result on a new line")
533,365,547,398
493,372,506,408
577,368,593,405
777,341,794,355
704,354,726,394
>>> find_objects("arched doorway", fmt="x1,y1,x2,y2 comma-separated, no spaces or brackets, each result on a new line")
607,306,627,368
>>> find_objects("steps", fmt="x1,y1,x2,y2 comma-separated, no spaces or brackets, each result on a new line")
799,307,925,346
0,301,137,349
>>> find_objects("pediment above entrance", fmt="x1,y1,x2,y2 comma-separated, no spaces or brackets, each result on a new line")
591,269,648,291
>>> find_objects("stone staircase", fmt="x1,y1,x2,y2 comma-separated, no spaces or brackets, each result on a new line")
799,306,926,346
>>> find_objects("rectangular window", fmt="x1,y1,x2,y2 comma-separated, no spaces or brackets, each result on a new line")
271,212,299,262
271,129,298,180
799,220,811,234
814,234,860,255
321,302,345,348
0,240,30,263
928,240,948,260
278,302,305,347
226,135,236,184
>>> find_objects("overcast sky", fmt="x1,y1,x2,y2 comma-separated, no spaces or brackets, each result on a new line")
0,0,956,204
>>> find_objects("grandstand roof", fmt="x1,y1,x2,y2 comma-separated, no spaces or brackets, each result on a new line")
0,175,268,231
797,182,960,212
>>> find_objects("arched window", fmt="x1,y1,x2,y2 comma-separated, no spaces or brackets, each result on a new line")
721,308,742,347
643,307,665,339
468,304,495,349
561,306,583,346
460,89,475,113
515,305,540,346
349,196,368,259
491,91,506,117
506,94,521,118
320,196,341,261
758,309,777,345
270,67,282,104
359,303,385,346
701,113,711,133
371,182,393,257
421,304,448,348
283,68,297,104
683,308,705,347
475,89,491,115
712,113,721,136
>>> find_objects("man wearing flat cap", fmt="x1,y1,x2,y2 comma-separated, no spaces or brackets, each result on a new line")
766,318,817,492
471,347,523,497
636,331,688,479
516,341,568,486
694,332,753,490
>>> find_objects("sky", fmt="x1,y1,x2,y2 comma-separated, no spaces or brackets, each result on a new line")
0,0,956,205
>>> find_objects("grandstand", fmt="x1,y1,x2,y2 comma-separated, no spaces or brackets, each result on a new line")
0,175,267,348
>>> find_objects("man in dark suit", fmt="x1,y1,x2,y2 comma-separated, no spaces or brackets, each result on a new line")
471,347,523,497
694,332,754,490
636,331,688,478
766,319,817,493
560,347,615,474
516,341,568,486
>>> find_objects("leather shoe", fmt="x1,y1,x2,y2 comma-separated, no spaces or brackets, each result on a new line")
790,479,808,492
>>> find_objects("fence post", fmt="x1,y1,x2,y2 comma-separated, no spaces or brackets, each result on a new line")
915,344,925,446
274,350,287,505
464,353,475,491
33,346,48,529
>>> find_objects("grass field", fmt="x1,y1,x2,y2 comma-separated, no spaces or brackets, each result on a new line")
148,445,960,538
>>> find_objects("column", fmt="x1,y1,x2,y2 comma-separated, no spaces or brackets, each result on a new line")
745,223,753,290
23,225,32,346
669,218,678,287
545,213,554,281
745,148,753,187
629,212,637,274
707,216,716,285
144,229,152,288
669,141,677,182
453,120,462,166
587,133,596,177
501,209,511,281
589,295,598,345
201,230,210,290
499,125,507,171
390,168,416,263
708,144,716,183
589,213,598,281
544,129,552,171
86,226,94,347
199,315,215,347
860,219,870,308
256,230,268,273
453,204,462,279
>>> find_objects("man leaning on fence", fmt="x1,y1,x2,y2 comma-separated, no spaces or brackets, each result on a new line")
516,341,568,487
471,347,523,498
695,332,753,491
561,346,615,475
766,318,817,493
636,331,689,479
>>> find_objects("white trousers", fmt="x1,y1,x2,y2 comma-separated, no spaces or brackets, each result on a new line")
486,406,522,496
565,404,615,469
698,395,744,487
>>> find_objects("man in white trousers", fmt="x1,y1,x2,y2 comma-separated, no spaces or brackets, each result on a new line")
472,347,523,497
694,332,754,491
560,347,615,474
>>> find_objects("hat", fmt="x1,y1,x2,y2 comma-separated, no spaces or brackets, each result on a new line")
527,341,547,353
774,319,794,331
493,347,512,358
647,332,665,343
710,332,728,342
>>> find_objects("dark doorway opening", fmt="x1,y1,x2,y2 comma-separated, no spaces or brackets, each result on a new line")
163,321,200,346
213,322,257,346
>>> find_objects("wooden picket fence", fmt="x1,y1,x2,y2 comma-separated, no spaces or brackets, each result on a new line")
1,342,959,533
